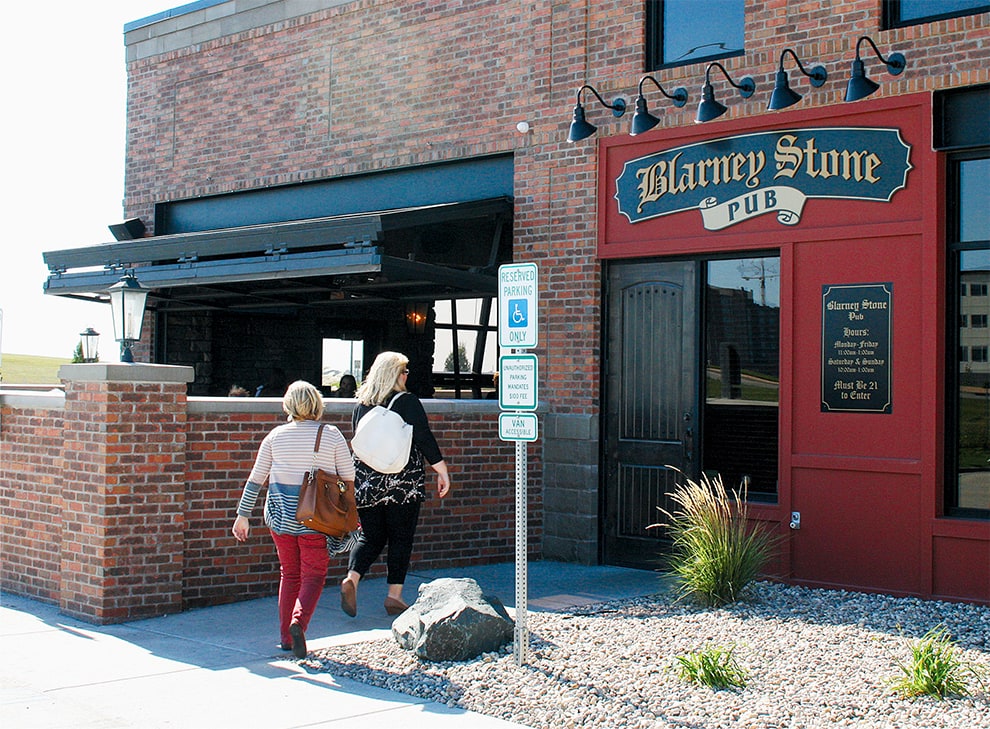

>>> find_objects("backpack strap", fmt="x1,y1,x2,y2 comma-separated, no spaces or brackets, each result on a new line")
386,392,406,410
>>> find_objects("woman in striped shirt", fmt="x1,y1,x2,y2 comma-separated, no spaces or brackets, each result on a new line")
232,380,355,658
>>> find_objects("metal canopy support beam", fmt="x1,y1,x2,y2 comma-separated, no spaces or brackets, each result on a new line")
43,215,384,273
44,247,383,297
42,197,512,313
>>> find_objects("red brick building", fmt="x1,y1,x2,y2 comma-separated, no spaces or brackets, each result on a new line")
10,0,988,617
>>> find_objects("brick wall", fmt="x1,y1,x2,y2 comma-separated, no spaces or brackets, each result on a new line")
116,0,988,567
1,370,540,620
182,401,538,609
113,1,989,573
0,398,64,603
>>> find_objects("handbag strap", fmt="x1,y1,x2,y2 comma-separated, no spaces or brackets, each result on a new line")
386,392,406,410
311,423,327,474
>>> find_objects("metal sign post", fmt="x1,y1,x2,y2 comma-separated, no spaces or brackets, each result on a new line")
513,436,528,666
497,263,538,667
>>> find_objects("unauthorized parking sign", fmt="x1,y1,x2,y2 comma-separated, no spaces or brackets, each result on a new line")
498,354,537,411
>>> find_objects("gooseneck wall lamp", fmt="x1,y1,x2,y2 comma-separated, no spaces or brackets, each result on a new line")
767,48,827,111
629,75,688,136
844,36,906,102
567,84,627,142
107,273,149,363
696,62,755,123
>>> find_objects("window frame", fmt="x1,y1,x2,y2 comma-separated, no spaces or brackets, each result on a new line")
883,0,990,29
645,0,744,71
945,150,990,519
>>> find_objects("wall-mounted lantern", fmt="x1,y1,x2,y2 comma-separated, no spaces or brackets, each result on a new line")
405,302,429,335
79,327,100,363
767,48,827,111
567,84,627,142
107,274,149,363
629,74,688,136
844,36,906,102
696,62,755,123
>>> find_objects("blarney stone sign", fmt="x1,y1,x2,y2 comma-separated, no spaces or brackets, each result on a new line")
615,128,912,230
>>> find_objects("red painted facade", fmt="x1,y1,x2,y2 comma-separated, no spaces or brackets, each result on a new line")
599,94,986,602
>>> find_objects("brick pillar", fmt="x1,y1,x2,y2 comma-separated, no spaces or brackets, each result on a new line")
58,363,194,624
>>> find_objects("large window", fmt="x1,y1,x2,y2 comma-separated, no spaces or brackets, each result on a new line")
948,155,990,517
645,0,744,70
884,0,990,28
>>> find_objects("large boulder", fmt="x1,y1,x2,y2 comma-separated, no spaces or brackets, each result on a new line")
392,577,514,662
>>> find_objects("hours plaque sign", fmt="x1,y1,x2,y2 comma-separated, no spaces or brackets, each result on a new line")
821,282,892,413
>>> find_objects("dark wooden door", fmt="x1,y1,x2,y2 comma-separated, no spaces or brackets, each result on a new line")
603,260,700,568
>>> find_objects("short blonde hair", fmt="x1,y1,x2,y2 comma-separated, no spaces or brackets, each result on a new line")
282,380,324,421
355,351,408,406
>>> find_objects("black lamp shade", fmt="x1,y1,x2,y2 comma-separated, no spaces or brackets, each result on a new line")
629,96,661,136
845,58,879,101
696,84,727,123
768,70,802,111
567,104,597,142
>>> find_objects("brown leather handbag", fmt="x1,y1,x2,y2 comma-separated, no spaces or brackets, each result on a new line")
295,423,359,537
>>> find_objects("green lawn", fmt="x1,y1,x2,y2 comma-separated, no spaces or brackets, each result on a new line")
0,353,73,385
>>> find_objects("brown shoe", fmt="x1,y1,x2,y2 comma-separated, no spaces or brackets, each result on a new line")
289,622,307,659
340,578,357,617
384,596,408,616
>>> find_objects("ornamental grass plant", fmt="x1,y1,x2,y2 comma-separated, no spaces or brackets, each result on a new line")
890,626,987,700
650,469,778,608
675,645,749,690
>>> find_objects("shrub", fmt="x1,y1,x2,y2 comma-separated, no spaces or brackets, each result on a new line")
650,469,778,607
890,626,986,700
675,645,748,689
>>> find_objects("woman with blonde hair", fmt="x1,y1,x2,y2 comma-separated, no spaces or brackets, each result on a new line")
340,351,450,617
232,380,354,658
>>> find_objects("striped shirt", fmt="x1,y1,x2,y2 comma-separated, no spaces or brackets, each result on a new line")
236,419,355,535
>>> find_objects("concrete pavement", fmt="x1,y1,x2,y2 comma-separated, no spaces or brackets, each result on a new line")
1,561,669,729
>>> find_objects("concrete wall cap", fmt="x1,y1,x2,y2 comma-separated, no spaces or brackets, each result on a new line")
0,390,65,409
58,363,196,384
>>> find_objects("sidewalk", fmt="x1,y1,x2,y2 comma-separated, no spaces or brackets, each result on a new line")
0,561,668,729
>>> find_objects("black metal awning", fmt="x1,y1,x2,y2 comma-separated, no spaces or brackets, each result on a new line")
43,198,512,313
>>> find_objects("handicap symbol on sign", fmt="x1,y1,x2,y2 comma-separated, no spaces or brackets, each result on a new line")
508,299,528,328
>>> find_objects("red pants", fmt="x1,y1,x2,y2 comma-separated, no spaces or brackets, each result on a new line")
271,531,329,645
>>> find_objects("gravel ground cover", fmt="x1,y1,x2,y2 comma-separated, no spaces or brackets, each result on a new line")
308,581,990,729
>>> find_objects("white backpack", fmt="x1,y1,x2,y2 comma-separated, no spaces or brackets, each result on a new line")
351,392,413,473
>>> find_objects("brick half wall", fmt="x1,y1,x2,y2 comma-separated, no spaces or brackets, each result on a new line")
2,382,542,620
184,399,541,608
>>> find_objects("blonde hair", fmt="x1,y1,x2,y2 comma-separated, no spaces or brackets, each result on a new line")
281,380,325,421
355,351,408,406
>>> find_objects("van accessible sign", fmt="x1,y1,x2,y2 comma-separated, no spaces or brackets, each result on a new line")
615,127,911,231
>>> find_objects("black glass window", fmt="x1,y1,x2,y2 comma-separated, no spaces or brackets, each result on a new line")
646,0,744,70
949,156,990,516
703,256,780,501
885,0,990,28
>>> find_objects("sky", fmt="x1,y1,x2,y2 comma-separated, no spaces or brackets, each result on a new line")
1,2,179,359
